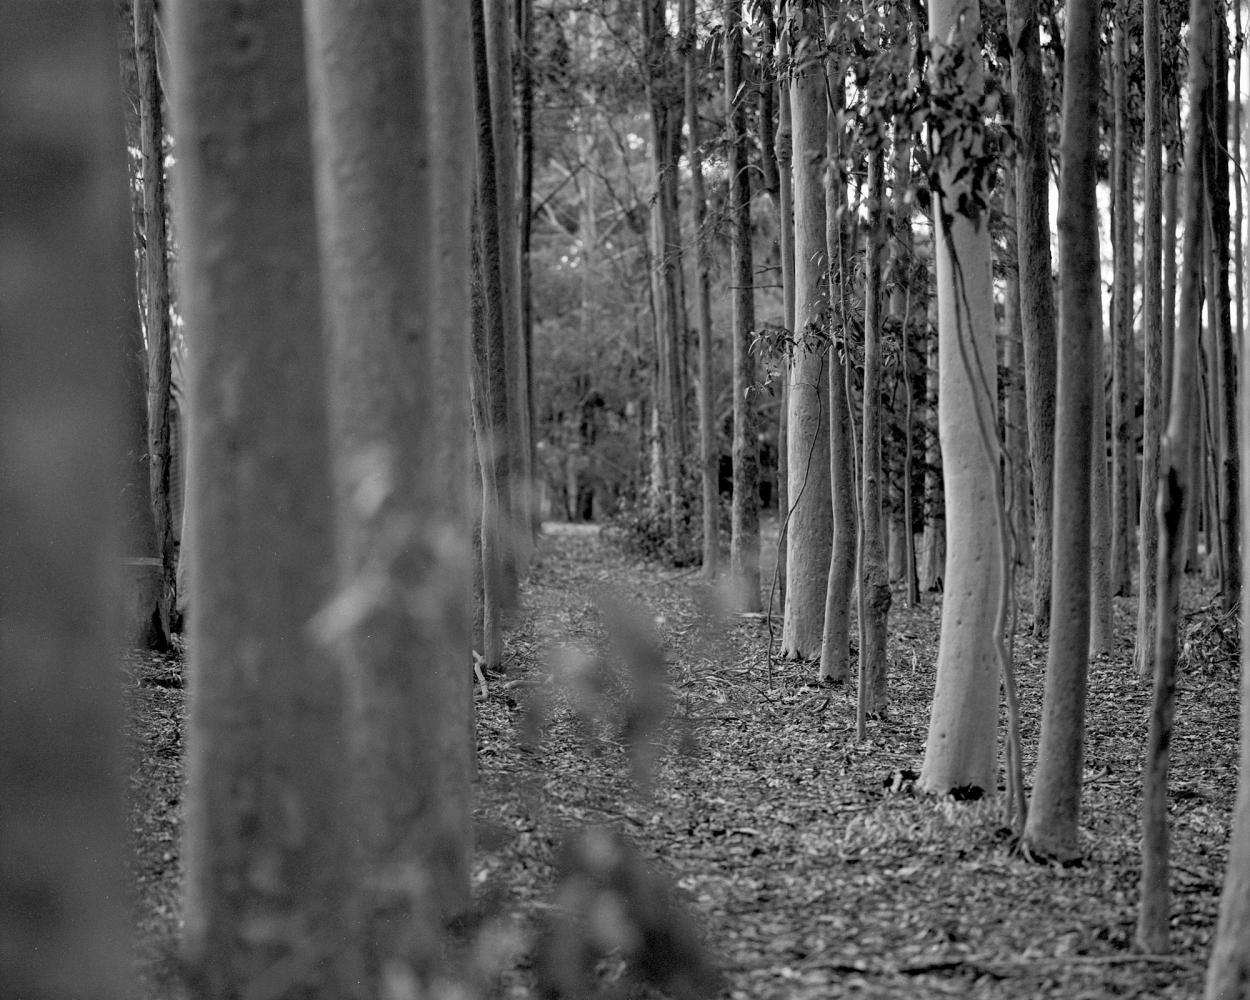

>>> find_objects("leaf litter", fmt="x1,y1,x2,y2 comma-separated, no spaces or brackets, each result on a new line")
128,522,1239,999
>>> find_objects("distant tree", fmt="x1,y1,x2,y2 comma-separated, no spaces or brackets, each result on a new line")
1021,0,1102,860
918,0,1003,794
726,0,761,611
169,2,356,992
304,1,475,983
0,6,131,997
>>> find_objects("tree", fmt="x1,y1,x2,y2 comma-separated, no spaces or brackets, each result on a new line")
1135,0,1164,680
1139,0,1213,948
820,0,858,685
782,6,833,661
682,0,718,578
1005,0,1057,635
169,2,356,992
1,6,131,996
726,0,761,610
918,0,1003,794
303,1,474,981
1020,0,1101,860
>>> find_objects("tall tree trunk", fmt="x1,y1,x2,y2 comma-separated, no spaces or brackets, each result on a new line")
1110,7,1136,597
1003,173,1032,573
486,0,534,561
135,0,176,648
919,0,1003,794
170,3,356,992
775,23,795,613
1211,9,1239,610
1142,0,1212,951
919,287,945,591
820,1,858,683
1006,0,1058,634
726,0,761,609
1135,0,1164,681
473,0,520,661
782,8,833,660
1089,302,1114,656
683,0,718,578
1,7,131,996
858,147,891,720
517,0,537,530
304,3,474,978
1021,0,1100,860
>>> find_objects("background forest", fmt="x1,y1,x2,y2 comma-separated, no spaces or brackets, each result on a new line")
5,0,1250,998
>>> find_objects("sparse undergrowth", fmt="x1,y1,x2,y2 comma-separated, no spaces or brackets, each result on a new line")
128,522,1239,999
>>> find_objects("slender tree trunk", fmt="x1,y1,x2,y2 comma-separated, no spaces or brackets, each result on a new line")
1135,0,1164,680
1211,10,1239,610
1003,174,1031,573
919,0,1003,794
726,0,761,608
134,0,176,648
518,0,537,530
1006,0,1058,634
783,9,833,660
1143,0,1212,951
473,0,519,655
1089,310,1114,656
1,8,131,996
1163,138,1180,414
821,4,857,683
170,3,356,992
776,24,795,612
304,2,474,975
1021,0,1100,860
859,147,891,719
683,0,718,578
486,0,534,561
1110,8,1136,597
919,287,945,591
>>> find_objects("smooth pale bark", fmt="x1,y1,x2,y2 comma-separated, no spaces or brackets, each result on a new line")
1163,149,1180,415
1021,0,1101,861
135,0,176,647
1110,9,1135,597
919,0,1002,794
1006,0,1057,634
0,8,130,996
304,0,473,970
683,0,718,578
859,149,891,719
820,9,857,682
1135,0,1163,682
486,0,534,560
170,2,355,992
726,0,761,610
783,13,833,660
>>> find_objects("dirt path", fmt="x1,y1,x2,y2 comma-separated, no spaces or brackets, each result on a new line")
128,521,1238,998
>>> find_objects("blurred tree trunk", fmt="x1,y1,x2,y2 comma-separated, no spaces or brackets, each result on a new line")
919,0,1002,794
304,3,474,984
683,0,718,578
1141,0,1211,948
1110,7,1135,598
1,6,131,996
170,2,356,993
1021,0,1101,860
782,6,832,660
726,0,760,610
518,0,536,530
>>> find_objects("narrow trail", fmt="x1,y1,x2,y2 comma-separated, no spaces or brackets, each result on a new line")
473,522,1234,999
127,522,1238,999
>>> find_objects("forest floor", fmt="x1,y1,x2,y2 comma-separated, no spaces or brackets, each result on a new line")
128,520,1242,999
